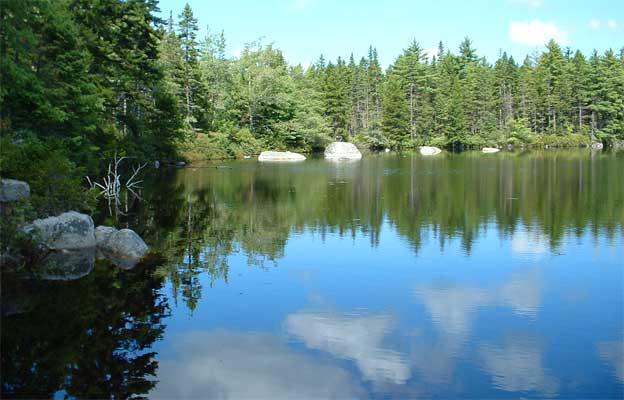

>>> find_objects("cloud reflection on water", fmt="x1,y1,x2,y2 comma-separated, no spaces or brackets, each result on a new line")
151,329,365,399
597,338,624,384
479,337,559,397
411,270,546,391
414,270,543,340
285,311,411,385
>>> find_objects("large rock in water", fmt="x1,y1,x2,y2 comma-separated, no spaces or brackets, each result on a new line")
96,226,149,261
482,147,500,153
419,146,442,156
0,179,30,202
22,211,95,249
258,151,306,162
324,142,362,160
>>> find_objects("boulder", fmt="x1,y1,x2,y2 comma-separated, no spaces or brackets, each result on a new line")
98,227,148,260
420,146,442,156
258,151,306,162
324,142,362,160
0,179,30,202
482,147,500,153
591,142,604,149
95,225,117,246
22,211,95,250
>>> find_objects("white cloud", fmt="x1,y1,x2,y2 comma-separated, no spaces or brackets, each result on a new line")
285,311,411,385
510,0,543,7
607,19,618,30
509,19,569,45
151,329,364,399
588,19,602,30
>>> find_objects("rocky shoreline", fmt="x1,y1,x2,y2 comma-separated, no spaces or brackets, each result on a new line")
1,179,150,278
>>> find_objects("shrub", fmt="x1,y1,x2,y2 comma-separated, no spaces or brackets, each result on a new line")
0,134,96,217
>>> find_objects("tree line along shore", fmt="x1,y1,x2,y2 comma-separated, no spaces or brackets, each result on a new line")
1,0,623,218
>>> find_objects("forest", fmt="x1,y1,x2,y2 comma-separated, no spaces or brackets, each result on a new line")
1,0,623,215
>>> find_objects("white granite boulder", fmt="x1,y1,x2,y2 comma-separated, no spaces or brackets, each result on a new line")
96,226,149,261
22,211,95,250
258,151,306,162
420,146,442,156
324,142,362,161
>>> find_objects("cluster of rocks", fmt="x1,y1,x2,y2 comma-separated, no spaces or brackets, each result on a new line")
1,179,149,279
257,142,363,163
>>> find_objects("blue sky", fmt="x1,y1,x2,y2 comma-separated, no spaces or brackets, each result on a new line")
156,0,623,67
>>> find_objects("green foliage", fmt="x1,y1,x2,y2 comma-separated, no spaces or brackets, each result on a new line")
382,77,410,148
179,128,262,162
505,118,536,145
0,0,184,222
0,199,37,268
230,128,261,157
536,133,591,147
0,135,97,216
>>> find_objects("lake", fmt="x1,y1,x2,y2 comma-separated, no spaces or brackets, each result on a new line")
2,150,623,399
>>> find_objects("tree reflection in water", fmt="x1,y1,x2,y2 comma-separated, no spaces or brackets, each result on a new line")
120,151,622,310
1,256,169,399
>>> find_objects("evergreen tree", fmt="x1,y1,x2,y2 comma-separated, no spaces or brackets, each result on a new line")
382,77,410,148
568,50,591,134
320,60,350,139
367,46,384,130
177,3,202,129
392,40,428,142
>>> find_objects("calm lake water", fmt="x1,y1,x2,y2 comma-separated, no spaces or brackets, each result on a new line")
2,150,623,399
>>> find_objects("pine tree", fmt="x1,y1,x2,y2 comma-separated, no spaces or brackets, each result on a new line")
392,40,428,142
178,3,202,129
321,61,350,139
537,40,567,133
588,50,624,139
568,50,591,134
382,77,410,148
367,46,383,130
